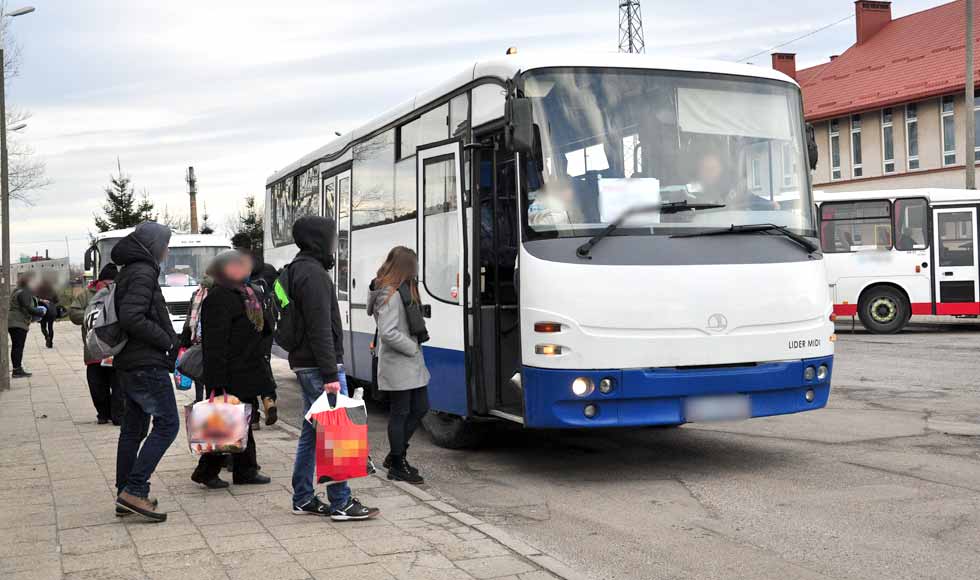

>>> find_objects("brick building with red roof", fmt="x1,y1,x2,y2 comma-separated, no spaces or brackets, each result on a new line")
772,0,980,191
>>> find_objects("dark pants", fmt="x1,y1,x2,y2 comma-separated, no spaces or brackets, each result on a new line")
8,328,27,369
115,367,179,498
387,386,429,457
87,363,124,423
193,399,258,481
39,318,54,343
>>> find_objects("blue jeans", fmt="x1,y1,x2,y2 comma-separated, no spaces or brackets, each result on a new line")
291,365,352,510
115,368,180,498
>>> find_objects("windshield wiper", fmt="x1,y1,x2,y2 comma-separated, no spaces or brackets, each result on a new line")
671,223,819,254
575,201,726,259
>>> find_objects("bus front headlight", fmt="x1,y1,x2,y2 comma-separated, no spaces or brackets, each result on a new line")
571,377,594,397
804,366,816,381
817,364,829,381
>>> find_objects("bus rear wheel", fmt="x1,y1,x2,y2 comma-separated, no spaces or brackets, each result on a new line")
422,412,486,449
858,286,909,334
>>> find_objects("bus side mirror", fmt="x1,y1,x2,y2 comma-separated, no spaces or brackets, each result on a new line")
806,123,818,171
83,246,96,273
506,97,534,154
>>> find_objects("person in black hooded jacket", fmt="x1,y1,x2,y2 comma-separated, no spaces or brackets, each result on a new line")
287,216,379,522
111,221,180,523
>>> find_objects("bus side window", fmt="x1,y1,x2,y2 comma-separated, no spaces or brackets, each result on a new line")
895,198,928,251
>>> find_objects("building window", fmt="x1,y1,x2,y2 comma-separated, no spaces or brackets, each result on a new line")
881,108,895,174
941,95,956,166
850,114,863,177
975,96,980,162
829,119,841,180
906,104,919,170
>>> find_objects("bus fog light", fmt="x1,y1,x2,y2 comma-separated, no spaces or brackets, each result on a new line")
571,377,594,397
583,404,598,418
816,365,829,381
805,389,816,403
804,366,816,381
598,377,615,394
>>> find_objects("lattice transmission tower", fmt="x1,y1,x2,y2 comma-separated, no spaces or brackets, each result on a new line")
618,1,645,53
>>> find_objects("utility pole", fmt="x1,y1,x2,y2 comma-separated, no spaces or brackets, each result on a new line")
0,43,9,390
186,166,199,233
967,0,976,190
618,1,645,54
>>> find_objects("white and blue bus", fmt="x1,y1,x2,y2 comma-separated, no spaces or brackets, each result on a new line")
265,53,835,447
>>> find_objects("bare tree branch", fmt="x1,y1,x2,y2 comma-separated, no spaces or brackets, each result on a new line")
2,7,50,205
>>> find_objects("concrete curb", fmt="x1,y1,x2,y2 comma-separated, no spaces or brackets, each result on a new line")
269,419,590,580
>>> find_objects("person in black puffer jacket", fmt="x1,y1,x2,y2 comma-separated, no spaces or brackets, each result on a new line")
112,222,179,523
190,250,273,489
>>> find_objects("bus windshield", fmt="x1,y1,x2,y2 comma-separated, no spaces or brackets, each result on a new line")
159,246,226,287
521,68,814,240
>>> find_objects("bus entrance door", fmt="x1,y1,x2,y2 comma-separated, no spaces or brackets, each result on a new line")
933,207,980,315
474,138,523,423
417,142,469,417
329,169,354,371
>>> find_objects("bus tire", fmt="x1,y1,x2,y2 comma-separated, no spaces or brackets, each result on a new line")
422,412,485,449
858,286,909,334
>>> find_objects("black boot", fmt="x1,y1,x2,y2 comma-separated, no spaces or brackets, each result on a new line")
191,469,230,489
11,368,31,378
387,456,424,485
383,453,420,476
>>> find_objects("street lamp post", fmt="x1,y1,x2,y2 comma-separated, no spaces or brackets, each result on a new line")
0,5,35,391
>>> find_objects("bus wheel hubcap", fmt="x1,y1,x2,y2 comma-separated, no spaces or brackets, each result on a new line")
870,298,897,323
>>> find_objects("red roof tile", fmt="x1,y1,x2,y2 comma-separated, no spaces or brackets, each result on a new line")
799,0,980,121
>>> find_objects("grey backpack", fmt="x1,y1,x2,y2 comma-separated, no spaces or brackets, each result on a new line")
84,283,128,360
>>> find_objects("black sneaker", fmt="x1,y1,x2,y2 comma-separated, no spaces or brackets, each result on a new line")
11,368,31,378
292,496,331,517
330,498,380,522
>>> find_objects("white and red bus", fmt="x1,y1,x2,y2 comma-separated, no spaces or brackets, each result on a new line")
815,188,980,333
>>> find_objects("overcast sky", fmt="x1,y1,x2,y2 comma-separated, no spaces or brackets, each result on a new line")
6,0,951,262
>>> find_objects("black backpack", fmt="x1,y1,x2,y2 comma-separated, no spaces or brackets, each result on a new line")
272,263,303,352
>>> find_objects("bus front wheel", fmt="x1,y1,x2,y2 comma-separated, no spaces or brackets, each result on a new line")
858,286,909,334
422,412,485,449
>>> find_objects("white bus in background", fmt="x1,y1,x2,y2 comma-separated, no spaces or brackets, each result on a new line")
816,188,980,333
84,228,231,333
265,52,835,447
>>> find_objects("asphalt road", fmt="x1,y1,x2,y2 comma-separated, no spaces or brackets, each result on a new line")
270,324,980,580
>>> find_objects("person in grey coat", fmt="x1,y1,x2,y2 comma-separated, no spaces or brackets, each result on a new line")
367,246,430,485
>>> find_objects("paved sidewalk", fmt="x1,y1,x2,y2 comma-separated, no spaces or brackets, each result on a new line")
0,324,575,580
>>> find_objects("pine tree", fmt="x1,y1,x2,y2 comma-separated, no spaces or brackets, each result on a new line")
94,160,156,232
232,195,264,257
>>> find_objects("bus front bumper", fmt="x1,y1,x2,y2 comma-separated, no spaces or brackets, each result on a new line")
521,356,833,429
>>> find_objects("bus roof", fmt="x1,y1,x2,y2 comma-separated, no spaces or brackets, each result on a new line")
266,52,797,185
93,228,231,248
814,188,980,205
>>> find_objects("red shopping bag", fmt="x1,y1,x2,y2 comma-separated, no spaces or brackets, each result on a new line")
306,393,370,484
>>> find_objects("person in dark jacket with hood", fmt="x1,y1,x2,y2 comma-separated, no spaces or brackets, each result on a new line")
69,263,123,424
287,216,379,521
190,250,273,489
112,222,180,523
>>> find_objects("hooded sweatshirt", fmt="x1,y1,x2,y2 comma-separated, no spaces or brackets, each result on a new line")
286,216,344,382
111,222,178,371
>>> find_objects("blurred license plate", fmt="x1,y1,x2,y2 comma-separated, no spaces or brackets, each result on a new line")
684,395,751,422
